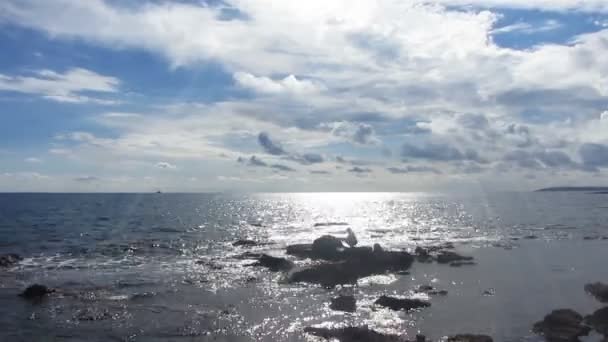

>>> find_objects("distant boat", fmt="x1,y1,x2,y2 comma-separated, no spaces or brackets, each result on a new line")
156,190,162,194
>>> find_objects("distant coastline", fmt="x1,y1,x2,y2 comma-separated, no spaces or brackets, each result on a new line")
535,186,608,192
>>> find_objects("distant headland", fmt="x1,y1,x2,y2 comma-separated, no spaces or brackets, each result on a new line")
535,186,608,193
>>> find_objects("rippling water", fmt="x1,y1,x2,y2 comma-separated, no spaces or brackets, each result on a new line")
1,192,608,341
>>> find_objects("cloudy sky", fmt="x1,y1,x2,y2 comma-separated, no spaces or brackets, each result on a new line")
0,0,607,192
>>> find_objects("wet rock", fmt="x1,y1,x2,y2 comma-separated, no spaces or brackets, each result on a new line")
374,295,430,311
415,285,447,296
533,309,591,341
416,335,427,342
312,235,345,259
415,247,433,263
482,288,496,296
586,307,608,336
436,251,473,264
0,253,22,267
330,295,356,313
585,282,608,303
195,260,223,270
397,271,410,276
524,235,538,240
19,284,54,300
447,334,493,342
304,326,401,341
449,261,477,267
251,254,294,272
289,249,414,287
232,239,259,247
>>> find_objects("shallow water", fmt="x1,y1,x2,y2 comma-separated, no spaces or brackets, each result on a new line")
1,192,607,341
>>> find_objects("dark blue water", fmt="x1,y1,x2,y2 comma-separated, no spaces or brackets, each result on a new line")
1,192,607,341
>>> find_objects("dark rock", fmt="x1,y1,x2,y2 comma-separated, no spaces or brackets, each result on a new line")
74,308,111,321
415,247,433,263
304,326,401,341
374,295,430,311
524,235,538,240
19,284,54,300
251,254,294,272
585,282,608,303
483,288,496,296
533,309,591,341
415,285,448,296
289,249,414,287
436,251,473,264
232,239,259,247
245,276,257,283
447,334,493,342
330,295,356,313
449,261,477,267
584,236,600,241
586,307,608,336
312,235,344,259
416,335,426,342
0,253,22,267
313,222,349,227
397,271,410,275
195,260,223,270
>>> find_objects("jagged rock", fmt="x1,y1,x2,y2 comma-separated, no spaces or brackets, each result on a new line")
19,284,54,300
0,253,22,267
330,295,356,312
447,334,493,342
251,254,294,272
289,249,414,287
232,239,259,247
436,251,473,264
304,326,401,341
415,247,433,263
415,285,447,296
533,309,591,341
586,307,608,336
374,295,430,311
585,282,608,303
449,261,477,267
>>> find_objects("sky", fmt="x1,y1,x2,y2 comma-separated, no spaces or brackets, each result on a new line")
0,0,607,192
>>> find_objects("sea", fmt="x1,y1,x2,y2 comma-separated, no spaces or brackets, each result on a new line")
0,192,607,341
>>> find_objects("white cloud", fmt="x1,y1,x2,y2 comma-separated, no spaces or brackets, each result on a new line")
155,162,177,169
25,157,42,163
234,72,324,95
0,68,120,104
492,19,562,34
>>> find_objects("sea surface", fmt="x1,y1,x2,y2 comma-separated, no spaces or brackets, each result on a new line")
1,192,608,341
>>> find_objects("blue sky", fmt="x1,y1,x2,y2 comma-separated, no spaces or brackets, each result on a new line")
0,0,607,192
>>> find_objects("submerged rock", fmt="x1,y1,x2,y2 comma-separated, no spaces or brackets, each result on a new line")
251,254,294,272
585,282,608,303
330,295,357,312
414,247,433,263
436,251,473,264
449,261,477,267
19,284,54,300
374,295,430,311
232,239,259,247
313,222,349,227
289,249,414,287
304,326,401,341
533,309,591,341
447,334,493,342
0,253,22,267
586,307,608,336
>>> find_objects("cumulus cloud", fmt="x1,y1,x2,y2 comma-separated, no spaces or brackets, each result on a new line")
579,143,608,169
234,72,323,95
257,132,287,155
322,121,380,145
0,68,119,104
401,142,483,162
74,175,99,182
348,166,372,173
387,165,442,174
156,162,177,169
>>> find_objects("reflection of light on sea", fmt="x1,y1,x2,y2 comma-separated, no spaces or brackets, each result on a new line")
255,192,471,249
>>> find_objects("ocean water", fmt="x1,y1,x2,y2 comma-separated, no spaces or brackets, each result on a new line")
0,192,607,341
